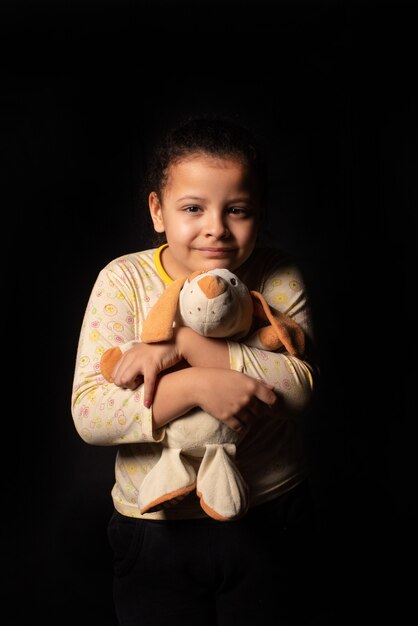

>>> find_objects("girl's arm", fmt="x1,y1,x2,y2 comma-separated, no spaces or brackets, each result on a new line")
108,328,230,404
150,364,277,433
107,329,276,432
111,320,315,430
176,326,317,421
71,259,171,447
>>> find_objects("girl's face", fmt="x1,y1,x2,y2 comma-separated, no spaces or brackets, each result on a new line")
149,155,261,280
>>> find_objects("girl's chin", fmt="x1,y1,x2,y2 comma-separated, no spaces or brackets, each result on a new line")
195,259,236,272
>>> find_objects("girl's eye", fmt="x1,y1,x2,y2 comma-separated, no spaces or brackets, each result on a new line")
228,207,248,216
184,206,201,213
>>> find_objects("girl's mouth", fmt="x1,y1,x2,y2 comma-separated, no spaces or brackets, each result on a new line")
197,248,235,257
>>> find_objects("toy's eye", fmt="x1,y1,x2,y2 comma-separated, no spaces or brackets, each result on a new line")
230,278,237,286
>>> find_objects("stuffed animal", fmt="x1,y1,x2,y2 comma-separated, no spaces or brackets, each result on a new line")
100,268,305,521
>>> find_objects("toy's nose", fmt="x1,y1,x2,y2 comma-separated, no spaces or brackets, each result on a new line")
197,275,227,299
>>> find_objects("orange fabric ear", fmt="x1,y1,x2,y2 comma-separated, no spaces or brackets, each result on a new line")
250,291,305,357
100,346,123,382
141,276,187,342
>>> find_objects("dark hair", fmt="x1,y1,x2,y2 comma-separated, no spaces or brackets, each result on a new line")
144,114,269,203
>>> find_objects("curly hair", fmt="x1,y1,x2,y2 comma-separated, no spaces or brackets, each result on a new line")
145,114,268,200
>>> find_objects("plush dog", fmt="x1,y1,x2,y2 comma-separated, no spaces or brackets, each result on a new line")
100,268,305,521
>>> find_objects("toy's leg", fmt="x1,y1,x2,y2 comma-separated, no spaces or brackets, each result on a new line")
196,444,249,521
139,447,196,514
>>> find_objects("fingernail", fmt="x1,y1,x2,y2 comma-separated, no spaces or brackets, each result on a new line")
144,400,152,408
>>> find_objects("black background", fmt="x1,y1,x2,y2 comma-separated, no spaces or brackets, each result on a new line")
3,0,417,623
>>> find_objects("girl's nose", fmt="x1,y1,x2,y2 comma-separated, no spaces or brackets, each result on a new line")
205,214,229,239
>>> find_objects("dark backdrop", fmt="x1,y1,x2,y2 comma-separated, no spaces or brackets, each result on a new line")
3,1,416,623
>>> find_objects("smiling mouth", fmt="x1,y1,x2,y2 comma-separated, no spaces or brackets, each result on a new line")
197,247,235,253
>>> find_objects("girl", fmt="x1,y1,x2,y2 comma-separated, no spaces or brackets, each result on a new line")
71,116,321,625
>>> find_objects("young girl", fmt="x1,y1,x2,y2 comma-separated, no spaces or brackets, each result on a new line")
71,116,321,625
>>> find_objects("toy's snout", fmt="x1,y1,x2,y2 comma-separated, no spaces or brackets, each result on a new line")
197,275,227,299
179,269,254,339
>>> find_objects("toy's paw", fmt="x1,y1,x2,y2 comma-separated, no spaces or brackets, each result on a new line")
196,444,249,522
100,347,123,382
258,326,285,351
139,448,196,514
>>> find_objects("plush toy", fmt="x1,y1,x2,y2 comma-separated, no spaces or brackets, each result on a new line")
100,268,305,521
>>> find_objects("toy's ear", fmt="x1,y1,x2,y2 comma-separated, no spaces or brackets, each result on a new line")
141,276,187,342
250,291,305,357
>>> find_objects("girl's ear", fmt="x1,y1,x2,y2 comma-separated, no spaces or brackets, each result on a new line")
149,192,165,233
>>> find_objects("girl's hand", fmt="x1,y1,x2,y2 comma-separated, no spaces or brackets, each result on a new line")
194,368,278,432
110,340,182,406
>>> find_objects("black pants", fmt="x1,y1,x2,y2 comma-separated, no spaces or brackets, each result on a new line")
107,481,325,626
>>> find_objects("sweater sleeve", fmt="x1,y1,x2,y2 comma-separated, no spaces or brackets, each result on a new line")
70,257,165,446
228,254,318,420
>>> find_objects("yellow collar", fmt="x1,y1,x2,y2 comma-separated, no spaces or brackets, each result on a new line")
153,243,173,285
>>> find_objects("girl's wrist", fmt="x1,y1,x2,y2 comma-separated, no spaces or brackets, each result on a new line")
173,326,229,368
173,326,195,361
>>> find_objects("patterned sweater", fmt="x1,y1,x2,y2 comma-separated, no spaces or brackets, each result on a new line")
71,244,318,519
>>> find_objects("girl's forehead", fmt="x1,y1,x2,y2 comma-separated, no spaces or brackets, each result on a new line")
165,156,254,191
163,154,259,198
